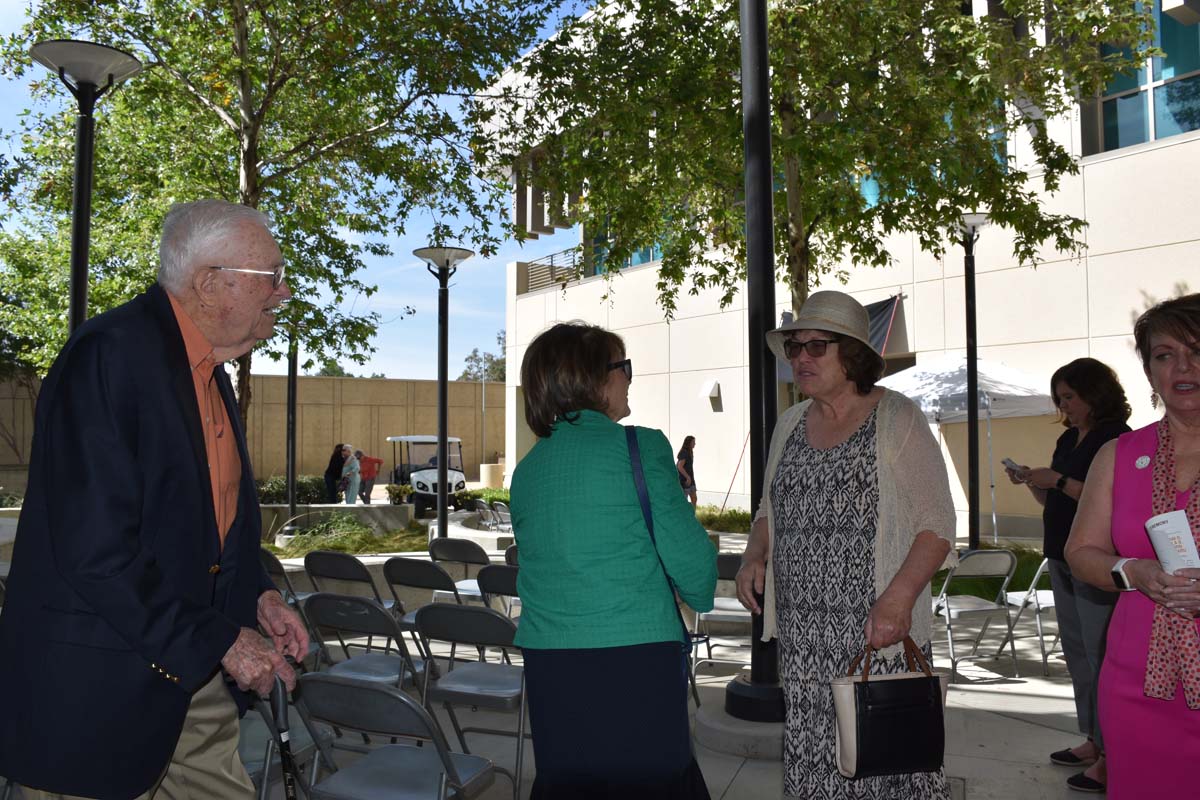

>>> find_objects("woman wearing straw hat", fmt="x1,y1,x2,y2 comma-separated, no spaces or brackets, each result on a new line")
735,290,956,799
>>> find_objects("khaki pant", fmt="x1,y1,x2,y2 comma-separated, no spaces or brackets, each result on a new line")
20,672,254,800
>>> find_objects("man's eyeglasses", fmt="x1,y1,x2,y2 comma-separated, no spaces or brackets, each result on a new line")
607,358,633,382
209,263,286,289
783,337,838,359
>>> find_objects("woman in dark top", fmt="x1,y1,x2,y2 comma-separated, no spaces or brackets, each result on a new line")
676,435,697,507
323,442,344,503
1005,358,1130,794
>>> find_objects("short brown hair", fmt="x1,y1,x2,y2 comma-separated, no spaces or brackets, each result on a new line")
834,334,885,394
521,322,626,438
1050,358,1131,428
1134,293,1200,372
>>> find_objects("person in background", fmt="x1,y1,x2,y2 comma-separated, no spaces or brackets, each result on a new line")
340,444,361,505
677,435,698,507
356,449,385,504
1066,293,1200,799
324,442,345,503
735,290,955,800
511,321,716,798
1005,358,1130,793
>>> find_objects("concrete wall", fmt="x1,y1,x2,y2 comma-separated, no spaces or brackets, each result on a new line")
244,375,505,482
502,127,1200,516
0,374,506,493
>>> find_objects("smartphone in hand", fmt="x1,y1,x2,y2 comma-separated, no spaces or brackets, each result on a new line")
1001,457,1024,472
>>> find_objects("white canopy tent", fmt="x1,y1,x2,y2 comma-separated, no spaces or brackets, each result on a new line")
879,354,1057,542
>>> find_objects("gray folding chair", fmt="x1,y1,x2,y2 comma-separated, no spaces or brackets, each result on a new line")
303,593,427,689
995,557,1059,675
472,499,499,531
304,551,397,613
428,538,490,604
383,556,464,658
476,564,521,618
295,672,496,800
490,501,512,532
240,689,331,800
416,603,526,800
692,554,752,673
503,544,519,566
933,549,1020,680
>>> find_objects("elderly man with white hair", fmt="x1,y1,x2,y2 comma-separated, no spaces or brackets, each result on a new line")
0,199,308,800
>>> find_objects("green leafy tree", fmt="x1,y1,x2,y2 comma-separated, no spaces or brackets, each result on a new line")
311,357,352,377
0,0,563,422
458,329,505,381
480,0,1154,315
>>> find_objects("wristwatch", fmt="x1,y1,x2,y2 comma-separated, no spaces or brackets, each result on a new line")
1111,558,1137,591
1055,474,1069,492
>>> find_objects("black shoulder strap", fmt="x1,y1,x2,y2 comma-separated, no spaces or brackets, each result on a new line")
625,426,691,648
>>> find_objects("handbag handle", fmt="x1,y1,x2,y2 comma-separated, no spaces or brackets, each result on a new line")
846,635,934,682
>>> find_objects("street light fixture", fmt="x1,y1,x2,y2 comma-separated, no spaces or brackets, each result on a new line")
30,39,142,333
414,246,474,539
960,212,990,552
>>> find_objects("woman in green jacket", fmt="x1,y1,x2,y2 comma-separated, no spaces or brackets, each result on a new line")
512,321,717,799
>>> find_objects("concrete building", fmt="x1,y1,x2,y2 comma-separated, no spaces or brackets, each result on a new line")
501,1,1200,537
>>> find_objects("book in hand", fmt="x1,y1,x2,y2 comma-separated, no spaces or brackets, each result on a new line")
1145,510,1200,574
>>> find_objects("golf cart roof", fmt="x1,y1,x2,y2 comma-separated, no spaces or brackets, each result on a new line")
386,435,463,444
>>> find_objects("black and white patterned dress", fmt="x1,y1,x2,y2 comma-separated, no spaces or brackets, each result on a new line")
771,406,949,800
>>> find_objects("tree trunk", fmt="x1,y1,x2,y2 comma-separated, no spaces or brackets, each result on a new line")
780,108,811,317
231,0,259,430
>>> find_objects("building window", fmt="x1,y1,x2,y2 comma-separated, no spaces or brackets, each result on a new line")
1092,1,1200,153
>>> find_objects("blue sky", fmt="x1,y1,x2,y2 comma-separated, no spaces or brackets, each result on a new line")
0,0,584,380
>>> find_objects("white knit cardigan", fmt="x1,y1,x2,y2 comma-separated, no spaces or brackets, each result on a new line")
755,389,958,662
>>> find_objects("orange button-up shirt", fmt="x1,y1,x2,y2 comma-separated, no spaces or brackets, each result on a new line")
167,293,241,548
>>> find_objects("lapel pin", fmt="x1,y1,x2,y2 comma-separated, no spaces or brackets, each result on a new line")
1135,455,1151,469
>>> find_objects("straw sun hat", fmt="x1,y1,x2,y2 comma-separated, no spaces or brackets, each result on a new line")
765,290,883,365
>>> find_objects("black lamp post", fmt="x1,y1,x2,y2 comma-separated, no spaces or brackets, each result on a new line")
29,39,142,333
726,0,784,724
414,246,474,539
960,212,989,552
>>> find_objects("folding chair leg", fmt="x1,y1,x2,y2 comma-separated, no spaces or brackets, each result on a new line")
514,688,527,800
1004,608,1020,678
970,616,993,656
444,703,471,753
1034,608,1049,676
944,620,958,682
688,664,701,706
259,738,276,800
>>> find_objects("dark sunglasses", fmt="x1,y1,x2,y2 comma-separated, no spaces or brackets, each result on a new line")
607,358,633,382
784,337,838,359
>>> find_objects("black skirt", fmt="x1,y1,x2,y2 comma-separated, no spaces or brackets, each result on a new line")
522,641,710,800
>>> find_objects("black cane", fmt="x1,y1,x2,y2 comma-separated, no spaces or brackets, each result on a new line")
269,675,300,800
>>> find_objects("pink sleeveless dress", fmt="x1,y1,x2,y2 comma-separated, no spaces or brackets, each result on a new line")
1101,423,1200,797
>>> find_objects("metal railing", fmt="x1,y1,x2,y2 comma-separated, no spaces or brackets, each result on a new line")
525,246,583,293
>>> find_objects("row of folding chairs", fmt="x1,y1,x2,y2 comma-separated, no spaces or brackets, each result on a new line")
248,593,525,799
472,499,512,532
933,549,1059,680
252,543,526,798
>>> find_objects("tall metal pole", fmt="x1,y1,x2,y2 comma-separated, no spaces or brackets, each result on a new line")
432,263,456,538
68,82,97,333
286,331,298,520
726,0,783,724
964,231,981,551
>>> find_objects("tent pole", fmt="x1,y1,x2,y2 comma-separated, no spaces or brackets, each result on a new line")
986,393,998,545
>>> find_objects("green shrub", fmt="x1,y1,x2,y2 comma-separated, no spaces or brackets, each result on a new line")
271,514,428,558
695,505,752,533
256,474,329,505
385,484,414,505
0,487,22,508
454,487,511,506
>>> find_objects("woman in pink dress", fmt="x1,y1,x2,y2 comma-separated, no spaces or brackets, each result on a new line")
1067,292,1200,798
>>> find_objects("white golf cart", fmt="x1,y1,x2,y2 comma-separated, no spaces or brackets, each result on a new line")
385,435,467,518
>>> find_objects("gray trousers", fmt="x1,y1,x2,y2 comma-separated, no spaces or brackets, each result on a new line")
1047,557,1116,750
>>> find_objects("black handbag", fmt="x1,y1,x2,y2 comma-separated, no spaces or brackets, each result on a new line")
830,636,947,779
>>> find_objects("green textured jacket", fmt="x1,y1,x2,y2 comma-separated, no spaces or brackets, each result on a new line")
511,409,717,649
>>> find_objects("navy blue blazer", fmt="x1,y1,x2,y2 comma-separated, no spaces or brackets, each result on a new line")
0,284,275,798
